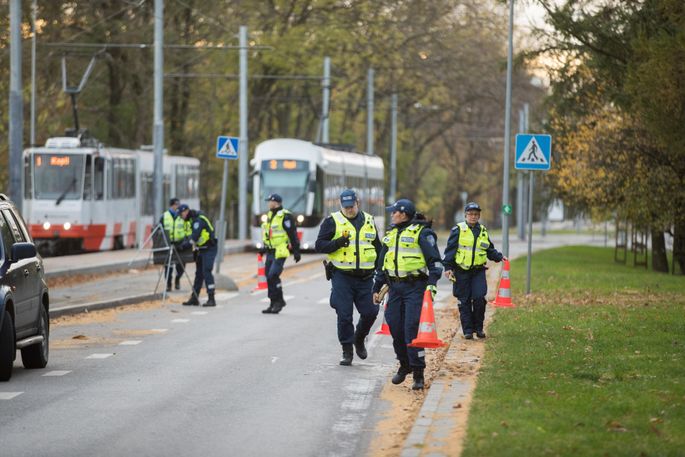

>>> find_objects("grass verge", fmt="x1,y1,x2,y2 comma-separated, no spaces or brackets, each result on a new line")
461,246,685,457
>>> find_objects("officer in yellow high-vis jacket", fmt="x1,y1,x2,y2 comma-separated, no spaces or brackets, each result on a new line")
261,193,301,314
179,205,218,307
315,189,382,366
442,202,505,339
373,199,443,390
159,198,189,292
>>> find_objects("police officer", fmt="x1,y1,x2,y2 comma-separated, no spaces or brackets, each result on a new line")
261,193,301,314
159,198,188,292
179,204,218,307
373,199,442,390
442,202,505,339
315,189,382,366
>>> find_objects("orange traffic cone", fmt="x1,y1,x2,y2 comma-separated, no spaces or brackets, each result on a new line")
376,297,391,336
253,253,268,291
492,259,515,307
408,290,446,348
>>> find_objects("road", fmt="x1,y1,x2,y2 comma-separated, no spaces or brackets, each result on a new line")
0,233,605,456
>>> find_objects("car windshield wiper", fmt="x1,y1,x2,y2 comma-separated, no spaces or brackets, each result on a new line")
55,178,77,206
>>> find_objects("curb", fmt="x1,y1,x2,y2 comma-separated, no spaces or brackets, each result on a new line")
50,292,164,318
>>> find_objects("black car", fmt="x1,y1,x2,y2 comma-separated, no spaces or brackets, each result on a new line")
0,194,50,381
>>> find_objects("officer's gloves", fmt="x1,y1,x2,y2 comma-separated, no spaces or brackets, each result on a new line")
426,285,437,300
294,252,301,263
334,235,350,248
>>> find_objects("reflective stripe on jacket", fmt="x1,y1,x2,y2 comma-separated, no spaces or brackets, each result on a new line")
382,223,428,278
327,211,377,270
454,222,490,269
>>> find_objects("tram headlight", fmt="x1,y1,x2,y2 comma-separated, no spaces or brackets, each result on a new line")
296,214,305,223
63,222,72,230
42,221,51,230
260,214,268,223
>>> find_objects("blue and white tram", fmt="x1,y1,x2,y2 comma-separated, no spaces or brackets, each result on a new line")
251,138,385,250
23,133,200,255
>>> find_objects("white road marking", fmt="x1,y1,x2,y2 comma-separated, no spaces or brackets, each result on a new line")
171,319,190,323
317,297,329,305
119,340,142,345
260,295,294,303
42,370,71,377
191,311,208,315
271,356,279,364
214,292,239,301
150,328,168,333
0,392,23,400
86,353,114,359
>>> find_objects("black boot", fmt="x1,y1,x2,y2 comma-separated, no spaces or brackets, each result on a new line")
340,344,353,366
182,294,199,306
476,330,486,339
412,368,425,390
166,283,172,292
353,331,368,360
392,363,413,385
271,300,286,314
262,300,275,314
203,293,216,307
175,277,181,290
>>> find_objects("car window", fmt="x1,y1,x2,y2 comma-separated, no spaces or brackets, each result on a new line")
0,212,15,262
2,209,25,243
5,207,31,242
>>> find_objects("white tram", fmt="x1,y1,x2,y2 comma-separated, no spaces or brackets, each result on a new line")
251,138,385,250
23,133,200,255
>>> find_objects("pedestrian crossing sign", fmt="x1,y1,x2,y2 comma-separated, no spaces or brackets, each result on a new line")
515,134,552,170
216,136,239,160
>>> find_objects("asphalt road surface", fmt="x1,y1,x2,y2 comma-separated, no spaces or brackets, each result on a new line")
0,260,403,457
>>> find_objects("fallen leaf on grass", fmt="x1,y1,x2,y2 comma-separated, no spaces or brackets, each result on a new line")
501,421,509,428
72,335,88,340
606,420,628,432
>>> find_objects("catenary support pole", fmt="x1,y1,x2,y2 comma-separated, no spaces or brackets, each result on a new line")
322,56,330,143
9,0,24,210
30,0,37,147
517,108,525,240
152,0,164,223
238,26,248,240
366,68,374,155
390,93,398,203
500,0,515,257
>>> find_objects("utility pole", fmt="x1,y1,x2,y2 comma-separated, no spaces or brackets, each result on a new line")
517,108,525,240
321,56,330,143
500,0,515,258
238,26,248,240
152,0,164,222
389,93,398,203
366,68,374,155
30,0,37,147
9,0,24,210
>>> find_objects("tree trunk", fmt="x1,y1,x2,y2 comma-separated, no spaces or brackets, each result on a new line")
651,228,669,272
673,221,685,275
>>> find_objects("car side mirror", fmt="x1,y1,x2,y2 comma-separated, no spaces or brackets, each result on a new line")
10,242,37,262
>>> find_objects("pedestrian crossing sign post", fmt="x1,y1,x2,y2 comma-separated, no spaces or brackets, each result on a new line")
515,134,552,171
216,136,239,160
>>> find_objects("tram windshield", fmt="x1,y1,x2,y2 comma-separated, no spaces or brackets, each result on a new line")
259,159,309,213
32,153,85,201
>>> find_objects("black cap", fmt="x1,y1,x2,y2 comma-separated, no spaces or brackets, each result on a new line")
464,202,481,212
386,199,416,217
339,189,357,208
265,193,282,203
177,204,189,213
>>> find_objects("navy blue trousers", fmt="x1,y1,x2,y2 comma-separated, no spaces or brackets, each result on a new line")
329,271,379,345
265,252,285,303
385,280,427,368
453,268,487,335
193,245,217,296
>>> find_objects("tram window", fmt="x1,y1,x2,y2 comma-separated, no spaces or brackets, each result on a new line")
83,155,92,200
94,157,105,200
141,173,154,216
